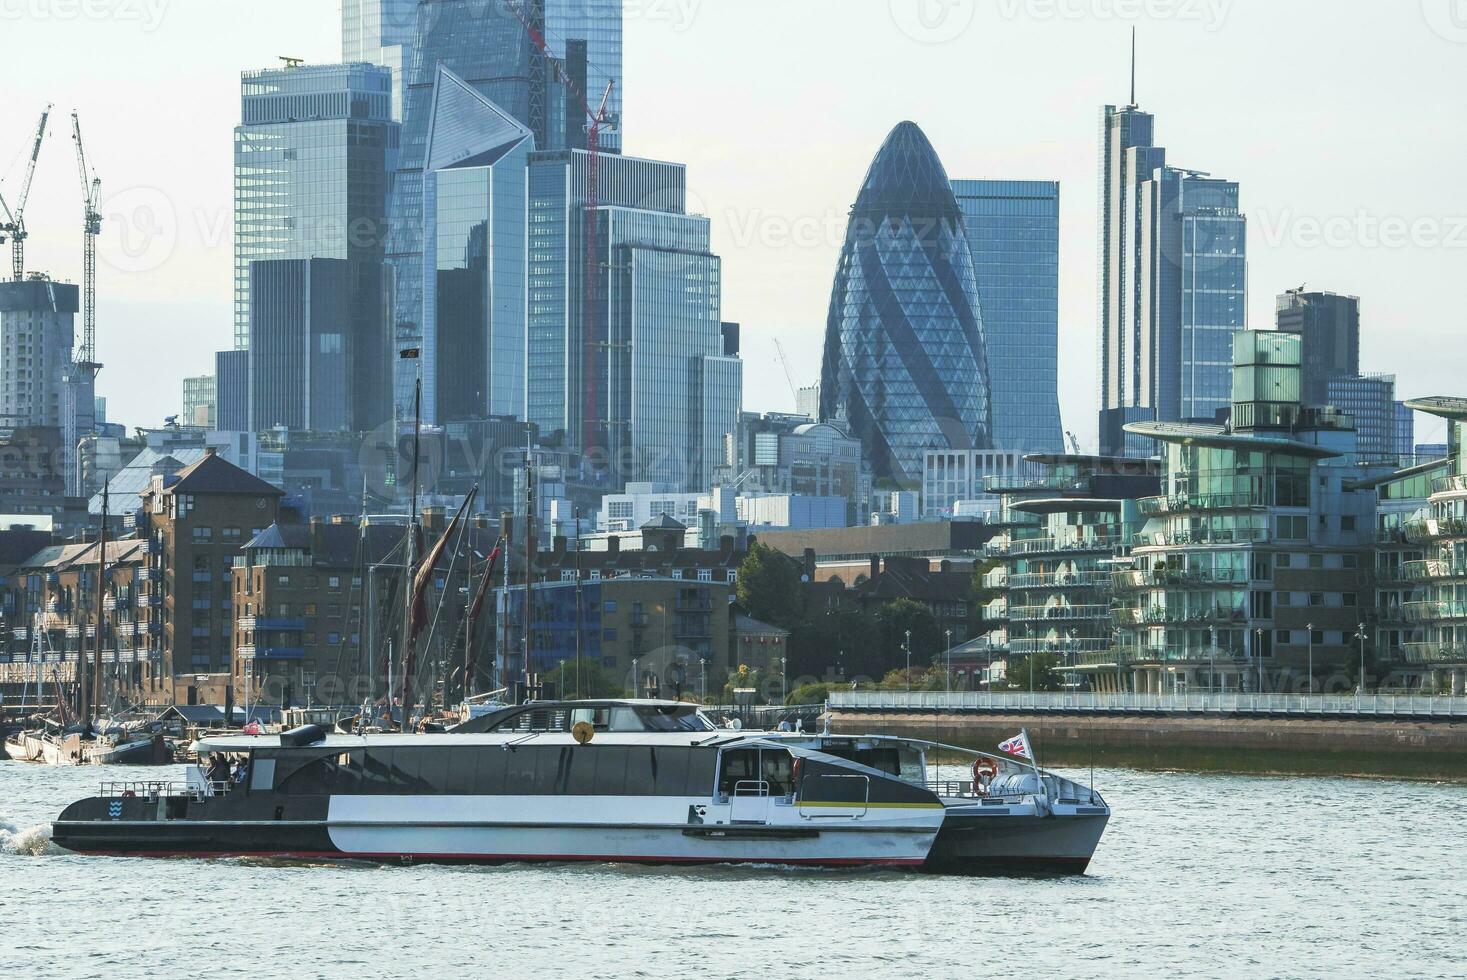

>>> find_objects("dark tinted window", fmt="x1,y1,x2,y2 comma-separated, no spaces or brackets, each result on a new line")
592,747,628,795
563,746,596,795
623,747,657,796
687,749,717,798
532,747,565,795
652,747,691,796
505,747,537,794
444,747,477,795
279,752,356,795
475,748,506,795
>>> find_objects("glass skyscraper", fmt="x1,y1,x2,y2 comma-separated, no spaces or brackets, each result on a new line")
1276,289,1361,406
341,0,417,120
234,62,397,432
1097,103,1247,457
249,258,353,432
951,179,1063,454
545,0,623,153
820,121,992,486
421,66,534,425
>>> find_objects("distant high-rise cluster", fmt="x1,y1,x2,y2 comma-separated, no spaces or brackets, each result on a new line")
1097,99,1247,458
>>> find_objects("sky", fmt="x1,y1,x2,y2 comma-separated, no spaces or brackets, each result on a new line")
2,0,1464,450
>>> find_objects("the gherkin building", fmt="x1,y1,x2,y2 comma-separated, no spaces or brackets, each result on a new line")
821,121,992,486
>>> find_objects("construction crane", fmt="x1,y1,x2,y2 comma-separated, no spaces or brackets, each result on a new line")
0,105,52,281
1066,431,1084,456
71,111,102,371
503,0,617,456
772,339,800,404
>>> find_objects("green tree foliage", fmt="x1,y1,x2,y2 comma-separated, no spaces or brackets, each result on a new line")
784,682,830,706
787,608,886,682
1003,651,1064,692
875,598,942,671
541,657,625,699
735,542,804,629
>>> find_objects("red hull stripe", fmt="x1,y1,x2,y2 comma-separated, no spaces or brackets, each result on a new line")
76,849,927,867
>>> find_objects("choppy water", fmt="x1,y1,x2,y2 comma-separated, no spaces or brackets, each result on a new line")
2,761,1464,979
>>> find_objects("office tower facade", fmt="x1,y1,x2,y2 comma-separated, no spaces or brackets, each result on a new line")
527,151,683,431
1327,373,1410,466
386,0,544,416
0,278,77,432
1275,290,1360,405
951,179,1063,454
235,62,397,432
546,0,623,152
215,350,250,432
341,0,417,120
421,66,534,425
249,258,353,433
182,375,217,429
1097,101,1247,457
821,122,992,486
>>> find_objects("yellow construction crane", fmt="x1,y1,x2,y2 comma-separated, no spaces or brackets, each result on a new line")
0,105,52,282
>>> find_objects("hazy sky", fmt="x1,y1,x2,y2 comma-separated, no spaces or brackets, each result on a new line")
3,0,1464,450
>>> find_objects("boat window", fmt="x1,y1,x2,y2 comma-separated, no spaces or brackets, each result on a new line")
570,707,613,731
505,747,538,794
633,706,715,732
622,747,657,796
761,750,794,796
279,752,359,795
474,748,506,795
651,747,690,795
249,757,276,793
718,749,760,796
532,747,566,795
443,747,478,795
821,747,901,776
592,747,630,795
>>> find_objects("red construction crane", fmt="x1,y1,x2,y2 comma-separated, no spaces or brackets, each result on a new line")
0,105,52,282
503,0,616,458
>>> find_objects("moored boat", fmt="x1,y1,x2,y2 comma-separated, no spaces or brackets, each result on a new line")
51,700,1109,874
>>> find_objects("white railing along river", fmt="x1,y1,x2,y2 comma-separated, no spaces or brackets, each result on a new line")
826,691,1467,719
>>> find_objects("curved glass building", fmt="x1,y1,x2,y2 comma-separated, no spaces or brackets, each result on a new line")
821,121,992,486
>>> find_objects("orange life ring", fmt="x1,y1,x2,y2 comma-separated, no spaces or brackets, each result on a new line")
972,758,1000,792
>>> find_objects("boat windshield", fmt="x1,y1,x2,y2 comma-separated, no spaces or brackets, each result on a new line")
567,705,717,733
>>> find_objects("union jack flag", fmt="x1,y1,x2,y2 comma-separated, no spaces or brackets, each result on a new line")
998,732,1032,760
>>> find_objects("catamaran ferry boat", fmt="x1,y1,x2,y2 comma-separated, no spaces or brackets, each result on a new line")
51,700,1109,874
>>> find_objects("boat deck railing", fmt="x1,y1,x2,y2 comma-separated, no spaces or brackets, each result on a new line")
99,780,233,800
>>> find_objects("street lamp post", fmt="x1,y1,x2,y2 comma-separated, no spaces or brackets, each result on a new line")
1254,628,1264,694
1306,623,1315,696
905,630,912,691
1356,623,1368,696
945,629,952,694
700,657,707,701
1112,627,1122,694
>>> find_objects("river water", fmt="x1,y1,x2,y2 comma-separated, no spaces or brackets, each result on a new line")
2,761,1464,979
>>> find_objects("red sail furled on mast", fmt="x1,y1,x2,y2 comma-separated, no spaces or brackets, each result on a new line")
464,540,503,694
400,488,478,726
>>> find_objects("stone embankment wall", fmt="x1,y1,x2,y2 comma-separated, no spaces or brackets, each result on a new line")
829,712,1467,780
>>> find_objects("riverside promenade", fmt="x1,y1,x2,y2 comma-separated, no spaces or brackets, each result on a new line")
826,692,1467,779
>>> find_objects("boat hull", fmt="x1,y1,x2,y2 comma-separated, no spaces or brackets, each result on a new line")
924,805,1110,876
52,793,937,869
4,732,82,765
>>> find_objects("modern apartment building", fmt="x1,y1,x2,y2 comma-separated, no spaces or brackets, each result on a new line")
1103,332,1374,694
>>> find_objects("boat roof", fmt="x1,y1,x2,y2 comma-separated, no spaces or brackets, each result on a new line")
194,730,785,754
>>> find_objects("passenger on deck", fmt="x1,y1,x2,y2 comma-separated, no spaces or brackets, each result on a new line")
206,754,230,788
232,758,250,786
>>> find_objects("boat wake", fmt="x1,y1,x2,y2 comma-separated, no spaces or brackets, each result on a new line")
0,819,58,857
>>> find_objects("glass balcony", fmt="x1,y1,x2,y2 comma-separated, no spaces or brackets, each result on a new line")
1402,601,1467,624
1139,490,1273,516
1007,571,1111,590
1009,604,1113,623
1401,642,1467,664
1402,558,1467,582
1430,474,1467,496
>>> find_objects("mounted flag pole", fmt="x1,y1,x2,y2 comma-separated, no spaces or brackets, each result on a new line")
998,729,1045,787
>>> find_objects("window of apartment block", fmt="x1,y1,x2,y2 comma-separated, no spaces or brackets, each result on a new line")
329,576,341,589
192,527,213,543
1309,554,1324,570
305,604,317,616
1343,554,1359,569
1309,593,1323,607
698,569,712,582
